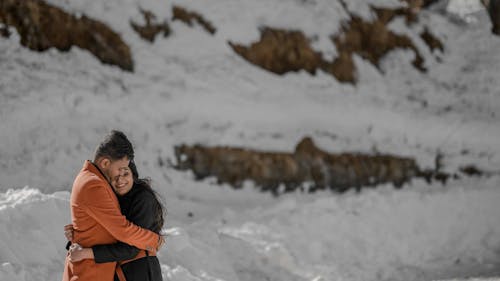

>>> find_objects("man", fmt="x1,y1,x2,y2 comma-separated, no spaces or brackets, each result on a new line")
62,130,163,281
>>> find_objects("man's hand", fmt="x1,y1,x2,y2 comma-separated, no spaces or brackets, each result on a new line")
64,224,74,241
68,243,94,262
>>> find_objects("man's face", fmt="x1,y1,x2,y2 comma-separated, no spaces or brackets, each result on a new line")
101,156,130,184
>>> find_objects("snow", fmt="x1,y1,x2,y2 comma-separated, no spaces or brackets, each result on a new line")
446,0,484,18
1,180,500,281
1,0,500,280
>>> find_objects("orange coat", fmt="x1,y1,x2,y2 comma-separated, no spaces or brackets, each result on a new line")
62,160,160,281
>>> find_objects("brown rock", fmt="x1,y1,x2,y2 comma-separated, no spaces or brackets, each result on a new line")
172,5,216,35
230,4,429,84
130,9,170,43
372,6,419,24
321,52,356,83
294,137,419,191
459,165,483,176
401,0,440,11
229,27,323,75
330,14,427,76
0,23,10,38
0,0,134,71
420,28,444,52
173,137,422,194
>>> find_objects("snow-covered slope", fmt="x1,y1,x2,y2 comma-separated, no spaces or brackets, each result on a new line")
1,0,499,280
1,178,500,281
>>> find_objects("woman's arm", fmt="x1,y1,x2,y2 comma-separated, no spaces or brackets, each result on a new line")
91,242,140,263
69,242,139,263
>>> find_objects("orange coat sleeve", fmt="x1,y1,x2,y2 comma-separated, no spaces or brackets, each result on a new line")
82,181,160,251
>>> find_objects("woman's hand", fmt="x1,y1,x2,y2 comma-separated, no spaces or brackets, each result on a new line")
68,243,94,262
64,224,74,241
157,235,165,251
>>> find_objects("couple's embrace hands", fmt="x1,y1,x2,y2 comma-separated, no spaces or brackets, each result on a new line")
64,224,166,263
64,224,93,262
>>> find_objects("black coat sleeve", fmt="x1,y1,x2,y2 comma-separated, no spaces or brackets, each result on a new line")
92,242,140,263
92,190,158,263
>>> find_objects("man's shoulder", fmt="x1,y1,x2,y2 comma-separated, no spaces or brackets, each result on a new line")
72,170,113,206
72,169,108,196
75,169,105,186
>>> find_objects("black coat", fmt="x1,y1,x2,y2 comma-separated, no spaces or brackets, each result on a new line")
92,184,163,281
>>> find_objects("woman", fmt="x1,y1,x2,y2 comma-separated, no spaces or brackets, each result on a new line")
66,161,165,281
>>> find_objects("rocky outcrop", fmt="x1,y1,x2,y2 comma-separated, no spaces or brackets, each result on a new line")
0,0,134,71
420,28,444,52
130,9,170,43
172,137,489,195
325,7,427,83
173,137,421,194
229,3,432,84
172,6,216,35
371,6,419,24
402,0,441,11
0,23,10,38
229,28,323,75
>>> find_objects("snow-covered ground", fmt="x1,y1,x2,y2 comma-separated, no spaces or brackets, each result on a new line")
1,0,499,280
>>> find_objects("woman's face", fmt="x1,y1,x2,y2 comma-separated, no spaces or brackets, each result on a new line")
112,167,134,196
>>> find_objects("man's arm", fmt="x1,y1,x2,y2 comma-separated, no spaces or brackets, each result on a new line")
83,182,160,251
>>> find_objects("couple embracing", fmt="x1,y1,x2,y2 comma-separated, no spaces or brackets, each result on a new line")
62,130,165,281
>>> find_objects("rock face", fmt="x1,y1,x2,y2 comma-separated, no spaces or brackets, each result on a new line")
172,6,216,35
130,9,170,43
402,0,441,11
229,3,433,84
229,28,323,75
325,12,426,83
173,137,420,195
0,0,134,71
420,28,444,52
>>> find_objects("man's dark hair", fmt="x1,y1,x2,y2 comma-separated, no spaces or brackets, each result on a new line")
93,130,134,161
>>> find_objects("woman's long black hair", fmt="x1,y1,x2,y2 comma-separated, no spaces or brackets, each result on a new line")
129,161,166,234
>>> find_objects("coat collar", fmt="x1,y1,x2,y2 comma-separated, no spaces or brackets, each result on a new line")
82,160,110,185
